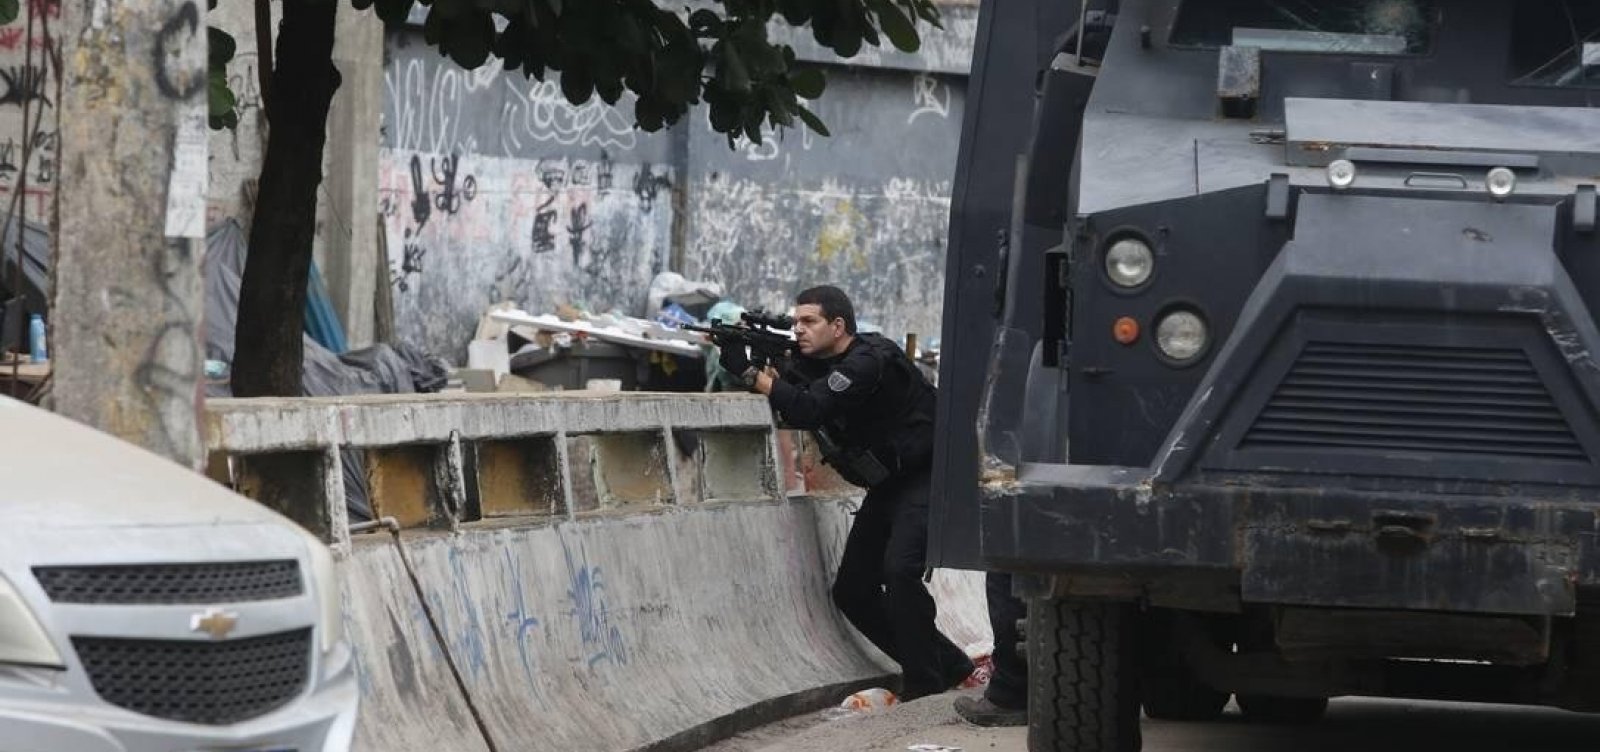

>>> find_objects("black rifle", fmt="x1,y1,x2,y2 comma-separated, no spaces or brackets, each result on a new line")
684,309,795,369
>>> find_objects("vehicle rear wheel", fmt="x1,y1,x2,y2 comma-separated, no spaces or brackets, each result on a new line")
1141,664,1229,722
1027,598,1142,751
1140,610,1229,722
1236,694,1328,725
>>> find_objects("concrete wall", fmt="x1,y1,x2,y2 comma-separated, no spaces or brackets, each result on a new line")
378,35,680,356
682,66,963,344
205,391,988,751
376,6,977,360
207,0,271,232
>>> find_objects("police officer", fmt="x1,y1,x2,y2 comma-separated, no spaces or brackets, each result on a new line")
721,285,973,700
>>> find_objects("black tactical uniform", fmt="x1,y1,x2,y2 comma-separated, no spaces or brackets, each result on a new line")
768,333,973,699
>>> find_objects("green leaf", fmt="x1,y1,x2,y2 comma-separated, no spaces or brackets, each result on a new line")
741,102,764,140
831,3,864,58
0,0,19,25
874,1,918,52
595,74,623,105
495,15,526,66
688,8,722,35
777,0,810,25
707,90,740,134
789,67,825,99
560,63,593,104
375,0,415,26
444,12,495,68
720,43,750,94
735,29,783,78
764,90,795,128
208,26,237,67
208,66,238,131
423,7,447,44
794,102,830,137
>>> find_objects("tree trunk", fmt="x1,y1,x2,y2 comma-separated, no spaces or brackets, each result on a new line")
233,0,342,397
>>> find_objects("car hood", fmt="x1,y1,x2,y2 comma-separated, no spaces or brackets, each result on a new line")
0,396,296,532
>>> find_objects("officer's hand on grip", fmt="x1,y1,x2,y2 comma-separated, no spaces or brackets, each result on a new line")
718,343,751,376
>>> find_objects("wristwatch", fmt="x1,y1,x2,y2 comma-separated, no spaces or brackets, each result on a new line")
741,366,761,389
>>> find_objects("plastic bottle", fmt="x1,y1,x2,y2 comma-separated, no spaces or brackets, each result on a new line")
840,687,897,711
28,314,45,363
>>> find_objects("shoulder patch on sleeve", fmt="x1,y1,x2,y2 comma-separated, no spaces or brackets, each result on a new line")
828,371,853,392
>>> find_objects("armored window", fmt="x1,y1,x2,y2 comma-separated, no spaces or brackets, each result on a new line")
1171,0,1438,56
1510,2,1600,88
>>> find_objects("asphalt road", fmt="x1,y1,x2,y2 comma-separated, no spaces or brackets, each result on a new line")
708,692,1600,752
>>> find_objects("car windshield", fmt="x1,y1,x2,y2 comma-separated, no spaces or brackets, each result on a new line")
1511,2,1600,87
1171,0,1438,56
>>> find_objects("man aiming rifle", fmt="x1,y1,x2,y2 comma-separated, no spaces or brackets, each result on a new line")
706,285,973,701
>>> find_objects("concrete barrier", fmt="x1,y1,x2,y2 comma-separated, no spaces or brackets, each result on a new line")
339,542,491,752
205,392,988,751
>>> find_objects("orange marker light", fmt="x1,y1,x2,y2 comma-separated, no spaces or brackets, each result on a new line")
1113,317,1140,345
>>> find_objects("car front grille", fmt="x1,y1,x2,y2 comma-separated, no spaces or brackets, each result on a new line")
1242,341,1585,461
73,629,312,725
34,561,303,605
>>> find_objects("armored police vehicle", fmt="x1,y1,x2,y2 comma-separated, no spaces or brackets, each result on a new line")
932,1,1600,749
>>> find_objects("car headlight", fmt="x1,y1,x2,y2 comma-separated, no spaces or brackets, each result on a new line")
1104,237,1154,288
0,574,62,669
1155,309,1210,363
308,541,344,654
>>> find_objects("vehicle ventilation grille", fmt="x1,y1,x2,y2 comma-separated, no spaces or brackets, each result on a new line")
34,561,303,605
74,629,311,725
1241,342,1585,461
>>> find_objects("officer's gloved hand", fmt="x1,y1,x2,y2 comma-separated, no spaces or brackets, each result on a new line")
718,344,751,377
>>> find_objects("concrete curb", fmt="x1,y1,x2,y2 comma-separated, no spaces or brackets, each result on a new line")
631,676,893,752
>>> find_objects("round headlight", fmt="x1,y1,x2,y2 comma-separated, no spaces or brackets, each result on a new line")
1104,238,1154,288
1155,309,1209,362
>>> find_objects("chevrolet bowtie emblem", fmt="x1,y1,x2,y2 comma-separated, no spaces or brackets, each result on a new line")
190,608,240,640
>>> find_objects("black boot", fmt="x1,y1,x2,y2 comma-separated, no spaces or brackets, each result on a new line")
954,695,1027,727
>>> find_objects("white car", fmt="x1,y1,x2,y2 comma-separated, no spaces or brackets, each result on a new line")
0,397,358,751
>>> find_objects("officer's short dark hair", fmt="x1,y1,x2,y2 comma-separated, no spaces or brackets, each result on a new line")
796,285,857,335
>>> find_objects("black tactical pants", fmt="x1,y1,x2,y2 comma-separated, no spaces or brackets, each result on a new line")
984,572,1030,708
832,467,971,699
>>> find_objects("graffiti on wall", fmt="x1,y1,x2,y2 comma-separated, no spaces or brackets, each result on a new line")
378,36,679,359
0,0,59,221
383,37,667,162
686,174,950,345
681,68,964,347
377,31,969,361
377,147,674,358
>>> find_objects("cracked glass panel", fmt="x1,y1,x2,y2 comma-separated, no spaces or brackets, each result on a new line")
1511,2,1600,87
